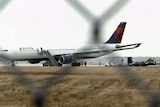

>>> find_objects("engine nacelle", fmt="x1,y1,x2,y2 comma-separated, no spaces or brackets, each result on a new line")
28,59,41,64
59,55,73,64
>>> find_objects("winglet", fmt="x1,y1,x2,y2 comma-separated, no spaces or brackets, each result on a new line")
104,22,126,44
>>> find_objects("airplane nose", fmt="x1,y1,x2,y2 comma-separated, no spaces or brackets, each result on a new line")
0,50,9,60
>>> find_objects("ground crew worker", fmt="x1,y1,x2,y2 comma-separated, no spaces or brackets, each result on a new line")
84,61,87,67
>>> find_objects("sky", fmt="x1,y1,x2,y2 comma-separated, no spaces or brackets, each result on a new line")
0,0,160,57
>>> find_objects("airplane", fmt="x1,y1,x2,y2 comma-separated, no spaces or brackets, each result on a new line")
0,22,141,66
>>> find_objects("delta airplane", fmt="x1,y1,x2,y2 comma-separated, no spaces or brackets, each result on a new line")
0,22,141,66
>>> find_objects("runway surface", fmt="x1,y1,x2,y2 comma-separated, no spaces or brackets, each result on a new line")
0,66,159,106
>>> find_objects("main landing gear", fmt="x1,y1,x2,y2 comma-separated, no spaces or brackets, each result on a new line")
43,61,62,66
11,61,15,66
71,62,81,66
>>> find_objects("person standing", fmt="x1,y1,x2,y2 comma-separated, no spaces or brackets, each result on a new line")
84,61,87,67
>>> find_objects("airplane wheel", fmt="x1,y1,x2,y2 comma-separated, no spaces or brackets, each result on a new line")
43,63,48,66
11,63,16,67
11,61,15,66
11,63,15,66
58,63,62,66
71,62,80,66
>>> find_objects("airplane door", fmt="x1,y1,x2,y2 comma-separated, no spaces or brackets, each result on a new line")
37,47,43,54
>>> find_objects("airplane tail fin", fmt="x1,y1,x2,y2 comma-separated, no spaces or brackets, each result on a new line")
104,22,126,44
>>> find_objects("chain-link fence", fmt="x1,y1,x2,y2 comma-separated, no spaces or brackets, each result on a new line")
0,0,160,107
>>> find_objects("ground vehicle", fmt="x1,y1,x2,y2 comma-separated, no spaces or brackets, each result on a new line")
145,58,156,65
130,58,156,66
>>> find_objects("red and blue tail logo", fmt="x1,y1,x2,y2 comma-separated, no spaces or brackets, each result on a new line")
104,22,126,44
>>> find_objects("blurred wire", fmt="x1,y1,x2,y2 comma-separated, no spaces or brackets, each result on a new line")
67,0,94,22
67,0,129,44
0,0,11,12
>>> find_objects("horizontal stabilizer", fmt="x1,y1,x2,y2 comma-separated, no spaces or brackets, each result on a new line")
114,43,142,51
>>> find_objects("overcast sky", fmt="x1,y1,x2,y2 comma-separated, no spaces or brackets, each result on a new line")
0,0,159,57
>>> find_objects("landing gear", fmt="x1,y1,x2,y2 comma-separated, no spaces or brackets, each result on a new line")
71,62,81,66
43,62,49,66
43,61,62,66
11,61,15,66
58,63,63,66
11,63,15,66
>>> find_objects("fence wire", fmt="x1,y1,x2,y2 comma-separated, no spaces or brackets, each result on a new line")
0,0,159,107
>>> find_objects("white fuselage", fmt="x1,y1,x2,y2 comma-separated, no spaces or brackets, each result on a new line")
0,44,116,61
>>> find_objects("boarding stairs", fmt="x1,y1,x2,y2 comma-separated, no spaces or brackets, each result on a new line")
43,50,58,66
37,47,58,66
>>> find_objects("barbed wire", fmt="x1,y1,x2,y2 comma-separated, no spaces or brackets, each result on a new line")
0,0,159,107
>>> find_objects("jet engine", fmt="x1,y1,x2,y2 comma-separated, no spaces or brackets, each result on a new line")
59,55,73,64
28,59,41,64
